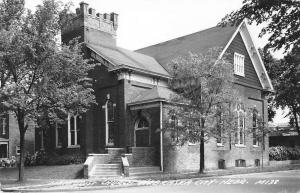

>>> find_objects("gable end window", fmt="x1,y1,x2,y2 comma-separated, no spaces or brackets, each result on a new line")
234,53,245,77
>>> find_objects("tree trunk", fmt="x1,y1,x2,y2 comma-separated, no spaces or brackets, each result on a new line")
292,109,300,136
199,117,205,173
261,134,264,169
17,109,27,182
18,131,25,181
199,130,205,173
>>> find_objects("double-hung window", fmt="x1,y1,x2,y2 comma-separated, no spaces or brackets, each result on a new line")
234,53,245,76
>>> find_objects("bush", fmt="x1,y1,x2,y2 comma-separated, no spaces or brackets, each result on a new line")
24,150,85,166
24,150,48,166
46,152,85,165
269,146,300,161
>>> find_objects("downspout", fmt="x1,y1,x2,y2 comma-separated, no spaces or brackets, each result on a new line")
160,101,164,172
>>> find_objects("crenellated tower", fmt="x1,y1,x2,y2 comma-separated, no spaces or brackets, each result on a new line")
61,2,118,47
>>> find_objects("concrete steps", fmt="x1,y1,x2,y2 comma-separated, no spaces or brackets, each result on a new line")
90,164,121,178
109,156,122,164
129,166,161,176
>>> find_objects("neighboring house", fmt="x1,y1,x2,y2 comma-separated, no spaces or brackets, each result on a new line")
41,2,273,176
0,108,35,161
269,122,300,147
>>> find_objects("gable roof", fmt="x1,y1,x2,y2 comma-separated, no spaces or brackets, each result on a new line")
136,25,238,70
137,21,274,91
87,43,170,78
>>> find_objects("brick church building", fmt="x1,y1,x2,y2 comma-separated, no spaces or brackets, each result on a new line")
38,2,273,177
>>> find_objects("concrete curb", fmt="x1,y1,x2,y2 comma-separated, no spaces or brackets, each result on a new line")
1,183,151,192
2,165,300,192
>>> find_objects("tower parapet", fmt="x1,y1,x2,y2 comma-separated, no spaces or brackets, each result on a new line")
61,2,119,47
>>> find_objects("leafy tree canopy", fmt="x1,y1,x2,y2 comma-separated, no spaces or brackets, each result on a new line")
261,47,300,134
0,0,97,181
220,0,300,52
166,47,238,173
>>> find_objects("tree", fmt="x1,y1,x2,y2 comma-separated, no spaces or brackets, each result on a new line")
275,48,300,135
0,0,96,181
166,48,238,173
260,47,300,135
219,0,300,52
259,47,279,122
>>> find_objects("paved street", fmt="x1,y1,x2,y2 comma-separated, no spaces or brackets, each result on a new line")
74,170,300,193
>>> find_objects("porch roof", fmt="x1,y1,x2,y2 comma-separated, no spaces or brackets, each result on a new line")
128,86,176,106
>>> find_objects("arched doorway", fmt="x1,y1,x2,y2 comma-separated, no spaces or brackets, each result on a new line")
134,117,150,147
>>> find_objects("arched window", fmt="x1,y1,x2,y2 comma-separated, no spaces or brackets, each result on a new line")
107,100,115,122
170,115,179,142
68,114,81,147
135,117,150,147
235,103,245,145
216,111,223,145
103,94,116,146
253,109,259,146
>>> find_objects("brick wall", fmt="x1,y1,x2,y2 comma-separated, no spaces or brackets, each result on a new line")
162,85,269,172
129,147,158,166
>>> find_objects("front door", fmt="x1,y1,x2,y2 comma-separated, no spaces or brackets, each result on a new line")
135,117,150,147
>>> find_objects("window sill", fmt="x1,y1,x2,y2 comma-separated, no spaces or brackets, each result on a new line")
234,73,245,77
55,146,62,149
217,143,224,147
235,144,246,148
253,145,259,148
67,145,80,149
188,142,197,146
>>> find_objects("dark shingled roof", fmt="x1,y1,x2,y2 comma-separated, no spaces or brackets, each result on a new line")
136,25,238,70
128,86,175,105
87,43,170,77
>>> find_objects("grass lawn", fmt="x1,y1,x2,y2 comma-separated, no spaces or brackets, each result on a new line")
0,164,83,181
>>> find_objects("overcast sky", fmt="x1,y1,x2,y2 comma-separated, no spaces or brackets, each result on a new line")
25,0,266,50
25,0,288,124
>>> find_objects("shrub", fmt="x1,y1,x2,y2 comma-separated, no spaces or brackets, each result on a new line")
46,152,85,165
24,150,48,166
24,150,85,166
269,146,300,161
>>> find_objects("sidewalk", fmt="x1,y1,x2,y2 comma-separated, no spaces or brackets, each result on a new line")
1,164,300,192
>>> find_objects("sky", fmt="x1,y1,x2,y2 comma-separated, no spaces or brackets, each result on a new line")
25,0,288,124
25,0,264,50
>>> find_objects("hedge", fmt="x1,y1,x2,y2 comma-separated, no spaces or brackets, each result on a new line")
269,146,300,161
25,150,85,166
